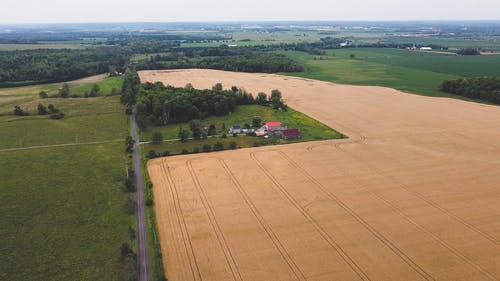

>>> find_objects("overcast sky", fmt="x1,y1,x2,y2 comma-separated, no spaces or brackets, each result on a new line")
1,0,499,24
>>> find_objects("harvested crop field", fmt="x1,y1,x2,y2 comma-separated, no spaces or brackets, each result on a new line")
143,69,500,281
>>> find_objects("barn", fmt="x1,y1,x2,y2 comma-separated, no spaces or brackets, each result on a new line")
281,128,301,140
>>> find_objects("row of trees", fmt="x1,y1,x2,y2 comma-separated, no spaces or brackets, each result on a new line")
135,82,286,128
440,77,500,104
147,140,238,159
13,104,64,119
136,52,304,73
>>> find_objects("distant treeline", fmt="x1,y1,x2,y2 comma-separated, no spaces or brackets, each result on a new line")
0,35,452,87
440,77,500,104
0,47,128,87
137,52,303,73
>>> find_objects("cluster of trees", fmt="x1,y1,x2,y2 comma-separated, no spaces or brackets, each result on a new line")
38,103,64,119
0,48,128,87
440,77,500,104
135,82,286,128
457,48,481,55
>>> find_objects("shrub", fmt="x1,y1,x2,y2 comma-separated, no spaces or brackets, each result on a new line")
125,196,136,215
147,150,158,159
47,104,58,113
229,141,237,149
128,226,136,240
125,178,136,192
37,104,48,115
120,242,134,257
39,91,48,99
213,142,224,151
192,147,200,153
161,150,170,157
181,148,189,154
222,133,227,138
202,144,211,152
125,136,135,153
13,105,28,116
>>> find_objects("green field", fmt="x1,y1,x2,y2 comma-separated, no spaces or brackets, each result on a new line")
0,78,132,281
140,104,344,155
0,144,129,281
0,75,124,115
282,48,500,99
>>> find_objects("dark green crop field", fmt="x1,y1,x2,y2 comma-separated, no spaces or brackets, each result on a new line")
282,48,500,100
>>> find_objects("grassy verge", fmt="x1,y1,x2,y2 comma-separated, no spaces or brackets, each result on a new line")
138,144,167,281
140,104,344,156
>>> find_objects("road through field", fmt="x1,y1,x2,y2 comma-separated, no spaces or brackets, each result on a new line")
132,110,150,281
142,69,500,281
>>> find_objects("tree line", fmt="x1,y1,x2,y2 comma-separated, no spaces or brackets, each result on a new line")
0,36,452,88
440,77,500,104
0,47,129,87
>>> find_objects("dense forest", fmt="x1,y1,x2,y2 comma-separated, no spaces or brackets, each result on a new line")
440,77,500,104
133,81,285,128
0,48,128,87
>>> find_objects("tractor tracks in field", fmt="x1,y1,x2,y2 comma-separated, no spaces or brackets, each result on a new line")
218,159,306,281
253,150,434,281
186,160,244,281
328,135,500,248
160,159,203,281
249,152,372,281
276,149,498,281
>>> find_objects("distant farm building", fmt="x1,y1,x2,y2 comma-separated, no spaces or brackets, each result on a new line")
229,125,241,134
281,128,301,140
420,47,432,51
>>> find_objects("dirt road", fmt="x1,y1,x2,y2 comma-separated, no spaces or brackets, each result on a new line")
143,69,500,281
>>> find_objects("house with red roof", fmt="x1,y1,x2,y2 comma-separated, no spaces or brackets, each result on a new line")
265,121,282,132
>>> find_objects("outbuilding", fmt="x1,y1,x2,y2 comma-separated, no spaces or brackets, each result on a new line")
281,128,301,140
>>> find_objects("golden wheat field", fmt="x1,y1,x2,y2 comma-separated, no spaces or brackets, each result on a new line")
142,69,500,281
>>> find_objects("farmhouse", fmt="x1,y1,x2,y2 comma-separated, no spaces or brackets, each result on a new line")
281,128,301,140
265,121,282,132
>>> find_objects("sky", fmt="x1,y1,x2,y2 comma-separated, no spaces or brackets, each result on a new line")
1,0,500,24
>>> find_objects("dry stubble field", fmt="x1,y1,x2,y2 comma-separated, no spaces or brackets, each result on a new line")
141,69,500,281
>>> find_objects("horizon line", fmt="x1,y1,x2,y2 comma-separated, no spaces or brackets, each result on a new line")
1,19,500,26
